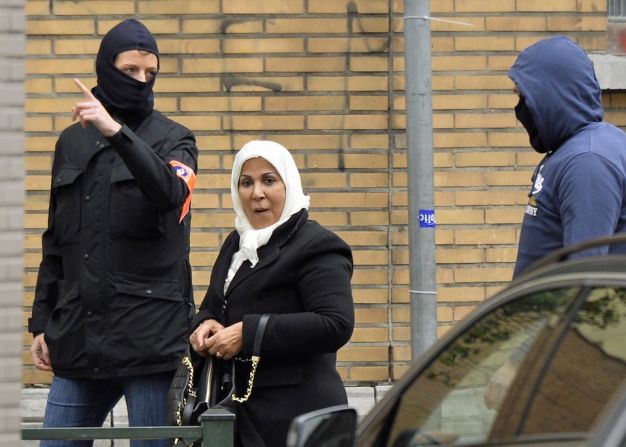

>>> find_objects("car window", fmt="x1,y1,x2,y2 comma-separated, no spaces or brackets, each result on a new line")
504,287,626,437
371,287,581,447
363,286,626,447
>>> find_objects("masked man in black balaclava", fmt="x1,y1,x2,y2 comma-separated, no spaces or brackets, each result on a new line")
509,35,626,279
28,19,198,447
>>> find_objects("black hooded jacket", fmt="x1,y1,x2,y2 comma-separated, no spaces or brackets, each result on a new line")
28,20,198,378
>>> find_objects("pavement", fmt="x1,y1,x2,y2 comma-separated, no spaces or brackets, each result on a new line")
21,385,392,446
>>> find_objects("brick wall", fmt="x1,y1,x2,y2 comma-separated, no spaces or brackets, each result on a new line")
1,0,25,444
23,0,617,386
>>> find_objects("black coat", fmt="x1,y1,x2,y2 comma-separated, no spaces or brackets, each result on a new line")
194,209,354,447
29,111,198,379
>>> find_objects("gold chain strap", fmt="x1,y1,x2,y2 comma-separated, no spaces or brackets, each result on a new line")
231,355,260,403
173,355,195,445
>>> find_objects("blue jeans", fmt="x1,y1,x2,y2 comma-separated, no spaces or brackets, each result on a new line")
42,371,174,447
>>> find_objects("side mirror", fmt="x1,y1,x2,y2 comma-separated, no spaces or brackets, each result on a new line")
286,405,357,447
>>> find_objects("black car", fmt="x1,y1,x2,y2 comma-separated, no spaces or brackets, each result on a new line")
288,235,626,447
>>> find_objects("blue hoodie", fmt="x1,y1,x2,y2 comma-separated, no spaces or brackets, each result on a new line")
510,36,626,277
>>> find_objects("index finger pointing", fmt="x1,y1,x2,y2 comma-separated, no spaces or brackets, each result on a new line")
74,78,96,100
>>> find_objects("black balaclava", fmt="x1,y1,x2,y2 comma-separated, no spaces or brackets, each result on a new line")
92,19,159,124
514,95,548,154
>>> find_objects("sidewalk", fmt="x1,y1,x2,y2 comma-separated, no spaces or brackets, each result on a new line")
21,385,392,446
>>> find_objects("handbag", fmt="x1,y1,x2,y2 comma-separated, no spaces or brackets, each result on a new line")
167,351,235,446
167,350,234,422
167,314,270,444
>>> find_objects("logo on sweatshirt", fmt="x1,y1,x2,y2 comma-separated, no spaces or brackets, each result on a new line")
525,166,544,217
532,166,544,195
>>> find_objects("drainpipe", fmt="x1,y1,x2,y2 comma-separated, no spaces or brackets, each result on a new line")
403,0,437,361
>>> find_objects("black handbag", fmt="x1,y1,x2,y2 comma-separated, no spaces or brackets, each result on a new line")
167,351,235,446
167,314,270,444
167,351,234,422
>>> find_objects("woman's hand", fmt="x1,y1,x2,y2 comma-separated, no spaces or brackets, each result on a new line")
30,334,52,372
72,78,122,137
205,322,243,361
190,319,224,357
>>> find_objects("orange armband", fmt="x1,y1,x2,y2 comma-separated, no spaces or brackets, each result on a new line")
169,160,196,223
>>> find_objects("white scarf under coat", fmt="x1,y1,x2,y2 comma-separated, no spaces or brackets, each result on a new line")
224,140,310,293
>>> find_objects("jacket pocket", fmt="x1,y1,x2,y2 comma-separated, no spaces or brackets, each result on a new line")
45,284,88,371
107,272,191,369
109,165,163,240
51,168,83,246
115,273,183,300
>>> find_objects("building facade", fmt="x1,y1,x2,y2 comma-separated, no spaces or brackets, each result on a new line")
22,0,623,390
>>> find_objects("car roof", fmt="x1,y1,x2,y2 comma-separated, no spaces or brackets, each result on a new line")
518,233,626,278
518,254,626,281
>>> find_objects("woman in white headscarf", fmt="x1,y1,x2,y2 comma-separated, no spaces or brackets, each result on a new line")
189,140,354,447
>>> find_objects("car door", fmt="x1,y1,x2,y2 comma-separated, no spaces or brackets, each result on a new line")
356,277,626,446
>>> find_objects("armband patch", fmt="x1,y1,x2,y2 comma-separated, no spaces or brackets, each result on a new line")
169,160,197,223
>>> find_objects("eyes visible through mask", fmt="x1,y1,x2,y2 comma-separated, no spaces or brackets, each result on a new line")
114,50,159,83
119,65,157,82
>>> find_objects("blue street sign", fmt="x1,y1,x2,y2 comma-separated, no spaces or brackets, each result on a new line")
419,209,435,228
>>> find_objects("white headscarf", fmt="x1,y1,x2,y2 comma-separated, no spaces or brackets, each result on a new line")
224,140,310,293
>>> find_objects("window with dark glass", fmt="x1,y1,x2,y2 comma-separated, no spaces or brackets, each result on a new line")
362,286,626,447
507,287,626,437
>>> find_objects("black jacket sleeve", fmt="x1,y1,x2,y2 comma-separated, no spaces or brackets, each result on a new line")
107,123,198,212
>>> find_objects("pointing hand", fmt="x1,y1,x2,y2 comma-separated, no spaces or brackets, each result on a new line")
72,78,122,137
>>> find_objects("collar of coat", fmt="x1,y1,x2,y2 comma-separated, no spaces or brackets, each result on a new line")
223,208,308,296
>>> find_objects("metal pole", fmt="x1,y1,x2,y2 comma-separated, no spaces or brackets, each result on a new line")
403,0,437,361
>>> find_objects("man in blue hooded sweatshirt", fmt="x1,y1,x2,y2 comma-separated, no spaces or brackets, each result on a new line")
28,19,198,446
510,35,626,278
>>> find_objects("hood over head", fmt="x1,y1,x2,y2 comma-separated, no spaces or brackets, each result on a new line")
509,35,603,153
92,19,159,123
